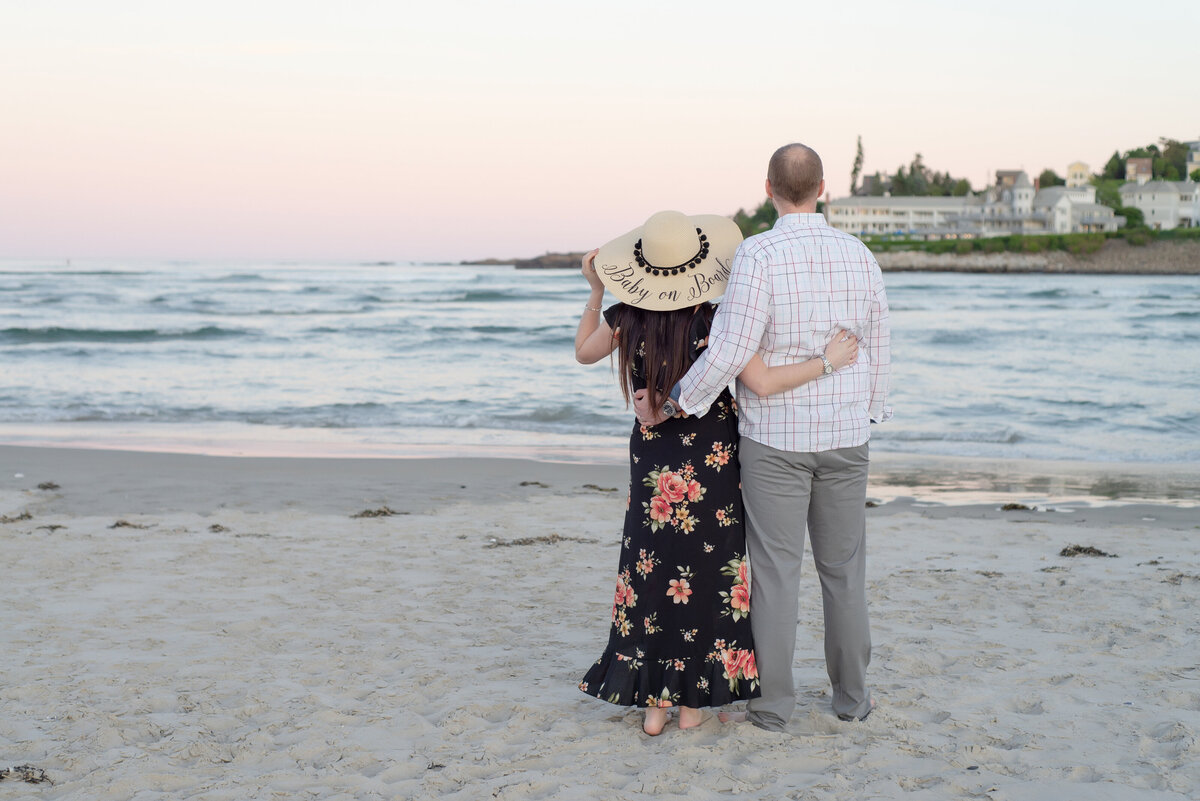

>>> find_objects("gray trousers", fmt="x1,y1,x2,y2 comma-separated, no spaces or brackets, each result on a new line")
741,438,872,729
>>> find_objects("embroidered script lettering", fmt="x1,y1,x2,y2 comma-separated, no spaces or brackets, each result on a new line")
598,262,650,306
687,256,732,301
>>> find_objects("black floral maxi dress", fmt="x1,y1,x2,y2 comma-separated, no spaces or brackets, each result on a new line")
579,302,759,710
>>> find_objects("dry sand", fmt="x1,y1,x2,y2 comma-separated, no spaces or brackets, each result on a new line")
1,446,1197,800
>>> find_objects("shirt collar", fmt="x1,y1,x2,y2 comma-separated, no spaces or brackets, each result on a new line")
773,212,828,230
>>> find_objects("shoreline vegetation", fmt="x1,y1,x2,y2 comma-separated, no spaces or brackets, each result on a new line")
463,234,1200,274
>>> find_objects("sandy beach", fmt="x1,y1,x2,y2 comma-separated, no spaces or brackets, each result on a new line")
2,445,1198,800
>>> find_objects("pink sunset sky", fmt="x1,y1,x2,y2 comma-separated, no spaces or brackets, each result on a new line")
2,1,1197,262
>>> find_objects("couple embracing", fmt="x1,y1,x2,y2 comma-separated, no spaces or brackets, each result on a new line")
574,143,892,735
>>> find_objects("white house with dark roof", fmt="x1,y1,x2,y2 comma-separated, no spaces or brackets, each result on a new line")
1119,181,1200,230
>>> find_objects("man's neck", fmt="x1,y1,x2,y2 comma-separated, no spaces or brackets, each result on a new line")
772,200,819,216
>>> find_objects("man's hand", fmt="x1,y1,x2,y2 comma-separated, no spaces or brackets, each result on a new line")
633,388,680,427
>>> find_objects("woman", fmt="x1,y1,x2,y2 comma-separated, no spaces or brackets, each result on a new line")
573,211,857,735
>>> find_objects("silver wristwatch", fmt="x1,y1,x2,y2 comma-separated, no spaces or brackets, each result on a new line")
661,399,679,418
819,354,834,375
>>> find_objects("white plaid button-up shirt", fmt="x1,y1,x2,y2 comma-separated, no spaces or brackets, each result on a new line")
678,213,891,453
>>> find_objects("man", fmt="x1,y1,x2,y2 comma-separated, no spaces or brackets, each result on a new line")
634,143,891,730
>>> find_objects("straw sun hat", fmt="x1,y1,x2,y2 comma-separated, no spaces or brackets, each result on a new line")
594,210,743,311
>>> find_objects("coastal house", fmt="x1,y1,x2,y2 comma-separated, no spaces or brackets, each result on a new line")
995,170,1025,190
855,173,889,196
826,169,1123,239
1066,161,1090,188
1118,181,1200,230
825,196,970,236
1187,141,1200,179
1126,157,1153,184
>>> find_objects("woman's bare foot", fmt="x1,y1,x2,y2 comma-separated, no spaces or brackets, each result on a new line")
643,707,668,736
678,706,704,730
717,709,748,723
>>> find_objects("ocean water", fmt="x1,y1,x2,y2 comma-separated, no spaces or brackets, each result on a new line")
2,260,1198,463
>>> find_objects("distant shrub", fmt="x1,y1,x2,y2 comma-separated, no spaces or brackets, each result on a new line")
1125,228,1152,246
1021,237,1047,253
954,239,975,254
981,238,1006,253
1065,233,1106,256
1163,227,1200,241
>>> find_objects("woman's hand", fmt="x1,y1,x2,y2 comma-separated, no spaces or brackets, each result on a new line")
581,248,603,291
824,329,859,370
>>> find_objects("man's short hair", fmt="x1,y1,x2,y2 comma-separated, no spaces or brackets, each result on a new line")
768,143,823,205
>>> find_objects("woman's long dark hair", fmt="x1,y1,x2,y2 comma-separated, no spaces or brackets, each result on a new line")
608,303,714,412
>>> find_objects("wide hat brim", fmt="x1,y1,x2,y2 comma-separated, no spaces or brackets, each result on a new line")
594,212,743,311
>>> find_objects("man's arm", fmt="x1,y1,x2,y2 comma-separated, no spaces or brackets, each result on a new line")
676,246,771,416
865,260,892,424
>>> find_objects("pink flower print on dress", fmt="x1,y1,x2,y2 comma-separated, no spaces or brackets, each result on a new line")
705,442,733,471
656,471,688,503
667,579,692,604
742,651,758,681
720,648,742,681
649,496,673,524
686,479,704,502
730,583,750,614
636,549,658,577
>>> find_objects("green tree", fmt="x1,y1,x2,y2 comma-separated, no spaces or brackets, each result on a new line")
1102,151,1123,180
1125,145,1160,160
868,171,886,196
1090,176,1122,209
907,153,929,195
1159,138,1189,177
878,153,969,197
733,198,778,237
1165,165,1180,181
1038,169,1065,187
850,135,864,195
1191,169,1200,183
1116,206,1145,227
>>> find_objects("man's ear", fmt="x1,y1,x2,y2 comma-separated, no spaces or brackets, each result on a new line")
817,178,826,200
765,178,774,199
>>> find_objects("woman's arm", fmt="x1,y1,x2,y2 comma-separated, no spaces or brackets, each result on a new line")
575,249,619,364
738,330,858,396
